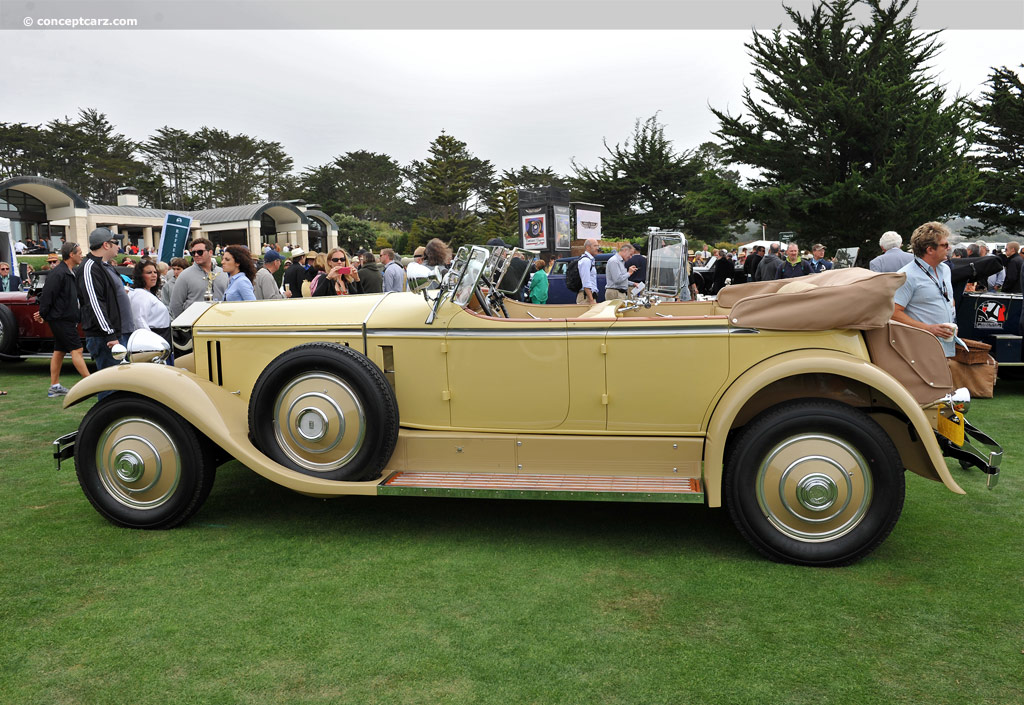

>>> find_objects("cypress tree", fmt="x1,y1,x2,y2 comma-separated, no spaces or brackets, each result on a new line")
969,65,1024,236
712,0,979,253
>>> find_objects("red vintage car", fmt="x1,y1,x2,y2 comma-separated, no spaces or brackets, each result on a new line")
0,271,85,359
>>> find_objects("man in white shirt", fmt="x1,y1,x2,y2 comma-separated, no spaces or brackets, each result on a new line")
577,239,599,304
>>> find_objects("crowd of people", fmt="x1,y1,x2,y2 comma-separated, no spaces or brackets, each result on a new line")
3,225,1021,399
1,231,467,398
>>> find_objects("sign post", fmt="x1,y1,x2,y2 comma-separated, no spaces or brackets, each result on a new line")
157,213,193,264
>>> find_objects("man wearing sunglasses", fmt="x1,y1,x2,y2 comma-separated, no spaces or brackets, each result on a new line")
0,261,21,291
77,228,136,388
169,237,228,318
892,221,958,358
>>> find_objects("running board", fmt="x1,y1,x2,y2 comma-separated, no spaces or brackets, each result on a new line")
378,472,704,503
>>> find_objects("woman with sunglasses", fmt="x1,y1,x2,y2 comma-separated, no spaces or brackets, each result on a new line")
222,245,257,301
313,247,361,296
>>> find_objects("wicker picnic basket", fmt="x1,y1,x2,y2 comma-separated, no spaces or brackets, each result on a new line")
954,338,992,365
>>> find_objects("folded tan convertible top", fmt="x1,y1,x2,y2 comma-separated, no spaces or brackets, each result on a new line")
716,267,906,331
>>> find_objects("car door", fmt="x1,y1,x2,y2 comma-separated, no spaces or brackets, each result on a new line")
604,315,730,432
444,307,570,430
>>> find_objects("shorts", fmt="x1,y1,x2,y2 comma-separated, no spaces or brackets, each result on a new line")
51,320,83,353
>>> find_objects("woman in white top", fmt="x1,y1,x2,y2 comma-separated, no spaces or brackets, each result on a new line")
128,259,172,347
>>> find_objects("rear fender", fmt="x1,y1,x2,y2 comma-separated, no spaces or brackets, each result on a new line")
702,350,964,507
63,364,379,496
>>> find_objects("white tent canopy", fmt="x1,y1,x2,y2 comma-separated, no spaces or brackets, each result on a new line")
737,239,782,252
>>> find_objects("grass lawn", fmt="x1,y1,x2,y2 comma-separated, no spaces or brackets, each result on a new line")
1,359,1021,704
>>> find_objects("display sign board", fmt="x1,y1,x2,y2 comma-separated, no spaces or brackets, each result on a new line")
974,298,1009,330
833,247,859,269
553,205,571,251
157,213,193,264
576,208,601,240
522,212,547,250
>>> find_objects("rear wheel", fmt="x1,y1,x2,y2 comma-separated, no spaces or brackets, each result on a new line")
725,399,904,566
75,393,216,528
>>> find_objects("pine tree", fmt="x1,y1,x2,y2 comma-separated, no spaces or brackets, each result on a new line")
333,150,403,222
139,126,203,209
481,179,520,244
406,132,490,248
712,0,979,253
969,65,1024,236
571,116,743,240
0,122,46,180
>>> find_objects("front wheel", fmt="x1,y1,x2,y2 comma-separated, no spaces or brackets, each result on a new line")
74,394,216,528
725,400,904,566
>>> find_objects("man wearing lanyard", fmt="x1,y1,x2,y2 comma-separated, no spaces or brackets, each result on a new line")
892,221,958,358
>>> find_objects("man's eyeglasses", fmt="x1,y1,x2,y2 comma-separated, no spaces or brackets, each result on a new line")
935,242,950,249
190,249,207,256
331,257,346,263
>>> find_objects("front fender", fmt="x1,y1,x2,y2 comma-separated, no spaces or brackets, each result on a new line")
63,364,379,496
702,350,965,507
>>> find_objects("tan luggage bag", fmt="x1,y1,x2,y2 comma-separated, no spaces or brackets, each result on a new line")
948,339,998,398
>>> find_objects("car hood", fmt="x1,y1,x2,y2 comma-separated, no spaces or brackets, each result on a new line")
191,291,440,331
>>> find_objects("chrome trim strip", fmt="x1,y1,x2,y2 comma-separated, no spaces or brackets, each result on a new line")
361,292,394,355
366,329,449,339
443,329,569,339
197,329,363,338
197,323,751,340
361,291,393,327
604,326,736,337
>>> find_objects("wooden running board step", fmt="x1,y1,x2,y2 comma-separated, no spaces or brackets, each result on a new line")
378,472,704,504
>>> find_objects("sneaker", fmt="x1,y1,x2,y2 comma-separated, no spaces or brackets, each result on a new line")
47,384,70,398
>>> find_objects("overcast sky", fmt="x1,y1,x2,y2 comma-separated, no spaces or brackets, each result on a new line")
2,27,1021,181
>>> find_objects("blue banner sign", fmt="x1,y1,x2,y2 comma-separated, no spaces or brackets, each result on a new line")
157,213,193,264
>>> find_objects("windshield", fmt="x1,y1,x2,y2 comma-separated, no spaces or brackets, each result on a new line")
647,232,688,298
451,246,490,306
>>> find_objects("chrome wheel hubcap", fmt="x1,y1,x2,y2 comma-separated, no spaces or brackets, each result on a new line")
296,407,331,441
795,473,838,511
114,450,145,483
273,372,365,473
756,433,873,542
96,418,181,509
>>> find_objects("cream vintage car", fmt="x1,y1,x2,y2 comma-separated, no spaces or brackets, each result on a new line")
53,234,1002,566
